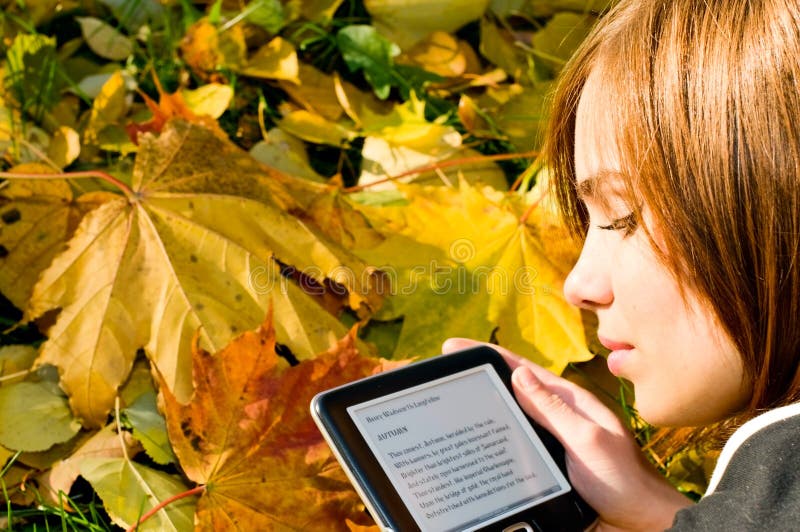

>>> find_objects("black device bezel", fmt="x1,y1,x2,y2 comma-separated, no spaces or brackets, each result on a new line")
310,345,596,531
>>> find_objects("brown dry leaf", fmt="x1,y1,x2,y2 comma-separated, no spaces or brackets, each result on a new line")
0,165,115,309
24,120,382,427
160,312,407,530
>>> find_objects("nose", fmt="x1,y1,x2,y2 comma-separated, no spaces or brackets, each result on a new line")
563,234,613,309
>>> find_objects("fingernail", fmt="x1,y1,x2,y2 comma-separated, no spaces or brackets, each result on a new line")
514,367,538,390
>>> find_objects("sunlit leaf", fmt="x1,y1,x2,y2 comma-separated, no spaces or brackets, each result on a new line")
81,457,196,531
159,313,405,530
241,37,299,82
47,125,81,168
83,71,129,150
180,20,247,79
364,0,490,50
398,31,481,77
278,107,357,146
4,34,59,118
180,83,233,119
353,180,590,371
75,17,133,62
0,381,81,452
26,120,380,426
0,169,115,310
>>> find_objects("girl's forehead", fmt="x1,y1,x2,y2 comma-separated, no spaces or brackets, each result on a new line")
574,69,624,187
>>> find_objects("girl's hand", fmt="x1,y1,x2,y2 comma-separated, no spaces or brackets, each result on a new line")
442,338,692,531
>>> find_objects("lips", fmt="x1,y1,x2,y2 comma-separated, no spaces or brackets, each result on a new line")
598,335,635,377
597,336,635,352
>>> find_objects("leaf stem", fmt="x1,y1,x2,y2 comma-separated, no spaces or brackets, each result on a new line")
124,485,205,532
342,150,538,193
0,170,135,199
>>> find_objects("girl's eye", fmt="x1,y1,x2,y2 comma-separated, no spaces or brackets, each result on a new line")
597,212,638,236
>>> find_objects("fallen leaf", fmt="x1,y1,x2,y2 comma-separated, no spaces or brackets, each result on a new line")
0,380,81,452
180,20,247,80
241,36,299,82
159,312,405,530
25,120,381,426
4,34,59,118
180,83,233,119
364,0,491,49
398,31,481,77
249,127,327,182
0,345,38,378
81,456,196,531
336,25,401,100
278,106,357,146
38,424,141,505
46,125,81,168
126,75,228,142
0,168,115,310
82,70,129,151
531,12,596,75
353,180,591,371
123,389,176,465
295,0,346,21
76,16,134,61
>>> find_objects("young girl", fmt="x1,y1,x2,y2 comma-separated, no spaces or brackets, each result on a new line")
446,0,800,528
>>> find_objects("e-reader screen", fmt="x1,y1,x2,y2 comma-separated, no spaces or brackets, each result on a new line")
347,364,571,532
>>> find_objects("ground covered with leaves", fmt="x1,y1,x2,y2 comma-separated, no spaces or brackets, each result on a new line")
0,0,712,529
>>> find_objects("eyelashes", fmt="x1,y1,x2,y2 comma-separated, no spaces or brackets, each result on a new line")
597,212,638,236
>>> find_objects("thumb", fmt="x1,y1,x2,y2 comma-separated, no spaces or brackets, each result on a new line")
512,366,591,450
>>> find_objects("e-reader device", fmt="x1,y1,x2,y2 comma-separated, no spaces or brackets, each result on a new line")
310,345,597,531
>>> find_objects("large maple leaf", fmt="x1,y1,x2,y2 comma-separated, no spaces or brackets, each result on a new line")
351,179,591,373
0,166,115,309
159,313,400,531
22,120,382,427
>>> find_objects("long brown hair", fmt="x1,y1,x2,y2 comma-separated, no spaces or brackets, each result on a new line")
546,0,800,438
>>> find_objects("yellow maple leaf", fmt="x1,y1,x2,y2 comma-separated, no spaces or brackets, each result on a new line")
23,120,382,427
0,165,115,309
352,180,591,372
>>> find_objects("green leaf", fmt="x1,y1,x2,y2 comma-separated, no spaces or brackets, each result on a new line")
123,390,177,465
0,381,81,452
4,34,59,118
76,16,134,62
531,12,596,75
336,25,401,100
244,0,286,34
81,457,197,531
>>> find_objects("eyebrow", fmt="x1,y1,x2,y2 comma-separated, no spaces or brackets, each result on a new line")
575,171,627,200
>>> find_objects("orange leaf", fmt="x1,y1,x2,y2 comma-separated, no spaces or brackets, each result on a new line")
159,312,408,530
126,76,226,143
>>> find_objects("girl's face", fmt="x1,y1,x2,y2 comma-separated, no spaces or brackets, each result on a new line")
566,73,751,427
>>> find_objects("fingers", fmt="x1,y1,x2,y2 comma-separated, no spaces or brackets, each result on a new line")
441,338,567,387
511,366,591,446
